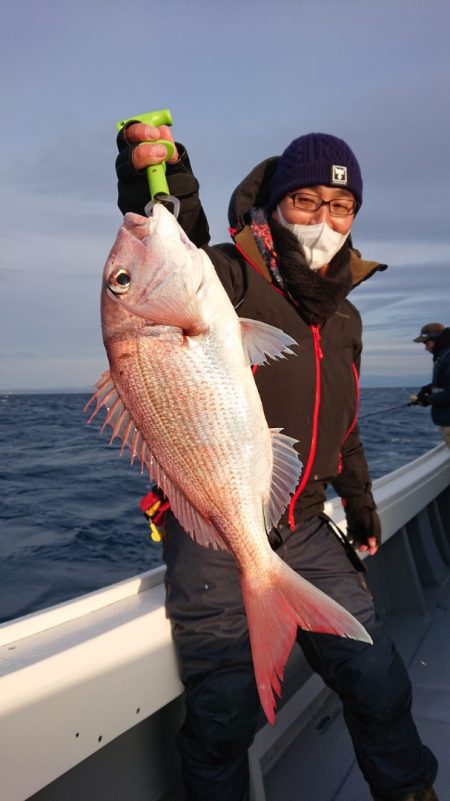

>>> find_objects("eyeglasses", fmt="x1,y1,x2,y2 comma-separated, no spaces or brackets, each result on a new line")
288,193,356,217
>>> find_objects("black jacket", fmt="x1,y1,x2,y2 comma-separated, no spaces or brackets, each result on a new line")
116,138,386,542
420,328,450,427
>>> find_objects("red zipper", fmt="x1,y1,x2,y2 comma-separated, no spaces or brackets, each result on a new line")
233,239,324,531
287,324,322,530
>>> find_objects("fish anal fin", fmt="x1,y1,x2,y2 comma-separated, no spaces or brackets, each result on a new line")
239,318,297,366
151,459,228,551
264,429,303,531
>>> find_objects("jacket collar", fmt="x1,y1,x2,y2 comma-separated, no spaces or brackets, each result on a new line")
234,224,387,289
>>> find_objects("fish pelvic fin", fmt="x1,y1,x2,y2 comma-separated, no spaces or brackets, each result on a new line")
240,553,372,725
239,318,297,366
264,429,303,530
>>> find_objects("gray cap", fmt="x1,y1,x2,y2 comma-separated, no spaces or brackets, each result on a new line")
413,322,445,342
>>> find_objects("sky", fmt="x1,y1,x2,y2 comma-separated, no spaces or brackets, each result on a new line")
1,0,449,391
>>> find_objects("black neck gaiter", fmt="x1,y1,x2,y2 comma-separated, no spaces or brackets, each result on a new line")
269,218,353,326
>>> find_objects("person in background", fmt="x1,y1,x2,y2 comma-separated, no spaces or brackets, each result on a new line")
115,122,439,801
410,323,450,448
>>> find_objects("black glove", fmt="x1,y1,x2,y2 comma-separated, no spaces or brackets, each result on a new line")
416,388,432,406
115,125,152,215
345,499,382,549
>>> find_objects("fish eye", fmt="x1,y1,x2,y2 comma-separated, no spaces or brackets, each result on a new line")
108,269,131,295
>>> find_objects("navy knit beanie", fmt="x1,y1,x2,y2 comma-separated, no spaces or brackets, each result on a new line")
268,133,363,212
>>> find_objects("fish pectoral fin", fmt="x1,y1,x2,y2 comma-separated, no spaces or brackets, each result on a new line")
264,429,303,531
239,318,297,366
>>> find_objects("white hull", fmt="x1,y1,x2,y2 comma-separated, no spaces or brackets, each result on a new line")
1,444,449,801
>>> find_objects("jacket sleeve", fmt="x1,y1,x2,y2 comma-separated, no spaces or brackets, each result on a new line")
331,329,381,546
429,353,450,407
115,128,210,247
332,426,382,547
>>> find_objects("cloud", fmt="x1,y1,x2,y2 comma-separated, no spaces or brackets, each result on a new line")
2,0,449,390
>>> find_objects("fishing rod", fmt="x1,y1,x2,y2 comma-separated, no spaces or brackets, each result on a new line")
359,402,412,420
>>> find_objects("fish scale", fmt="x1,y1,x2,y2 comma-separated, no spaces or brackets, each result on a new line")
135,338,264,503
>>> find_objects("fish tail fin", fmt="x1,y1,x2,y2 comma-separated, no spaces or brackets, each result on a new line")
240,553,372,725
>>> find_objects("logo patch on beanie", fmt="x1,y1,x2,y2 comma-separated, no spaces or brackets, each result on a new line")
331,165,348,185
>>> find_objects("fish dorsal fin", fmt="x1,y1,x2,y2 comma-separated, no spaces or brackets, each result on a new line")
84,371,154,468
264,429,303,531
84,371,228,551
239,318,297,366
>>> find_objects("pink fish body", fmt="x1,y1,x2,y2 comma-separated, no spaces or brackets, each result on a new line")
86,204,371,724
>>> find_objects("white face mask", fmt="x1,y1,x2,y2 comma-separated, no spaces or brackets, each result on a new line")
277,206,350,270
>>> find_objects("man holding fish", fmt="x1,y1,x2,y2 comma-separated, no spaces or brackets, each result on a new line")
106,122,438,801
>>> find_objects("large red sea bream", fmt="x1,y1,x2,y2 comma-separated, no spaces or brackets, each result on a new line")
86,204,371,724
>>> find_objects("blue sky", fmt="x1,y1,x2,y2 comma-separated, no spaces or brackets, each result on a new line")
1,0,449,390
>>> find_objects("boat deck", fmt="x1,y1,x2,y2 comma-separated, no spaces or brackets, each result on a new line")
263,580,450,801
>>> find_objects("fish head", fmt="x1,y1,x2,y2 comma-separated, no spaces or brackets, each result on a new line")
101,204,214,344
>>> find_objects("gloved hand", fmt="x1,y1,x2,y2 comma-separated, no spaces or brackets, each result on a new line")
416,388,432,406
345,501,382,556
115,122,180,215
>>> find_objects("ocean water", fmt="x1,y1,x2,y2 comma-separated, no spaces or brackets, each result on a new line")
0,389,442,624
